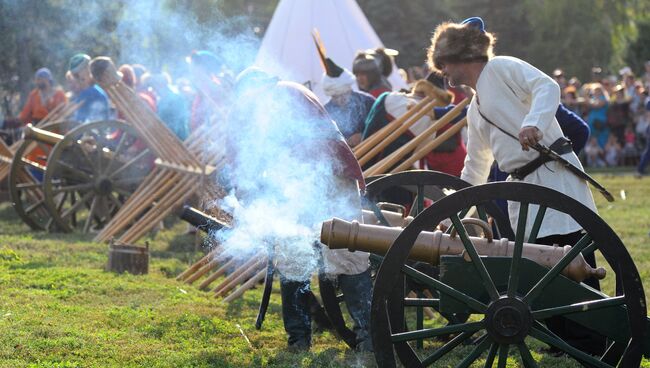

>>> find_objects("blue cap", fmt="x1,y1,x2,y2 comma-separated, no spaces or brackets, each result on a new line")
35,67,53,82
461,17,485,32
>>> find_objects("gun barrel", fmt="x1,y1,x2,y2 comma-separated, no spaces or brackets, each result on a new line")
321,217,606,283
23,124,64,146
180,206,230,233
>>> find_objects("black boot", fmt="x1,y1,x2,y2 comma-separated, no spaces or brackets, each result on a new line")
338,269,373,351
280,277,312,350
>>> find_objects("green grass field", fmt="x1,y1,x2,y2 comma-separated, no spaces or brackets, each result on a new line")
0,173,649,367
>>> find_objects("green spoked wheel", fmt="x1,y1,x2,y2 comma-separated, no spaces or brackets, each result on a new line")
42,120,154,233
8,121,70,231
318,170,514,349
372,182,646,367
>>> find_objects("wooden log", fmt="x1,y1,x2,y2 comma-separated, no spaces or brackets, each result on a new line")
390,117,468,173
212,256,262,294
363,98,469,176
357,97,439,167
353,96,433,159
176,246,222,281
214,257,266,297
222,268,267,303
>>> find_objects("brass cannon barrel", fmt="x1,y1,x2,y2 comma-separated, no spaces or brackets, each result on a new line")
321,218,606,283
23,124,64,145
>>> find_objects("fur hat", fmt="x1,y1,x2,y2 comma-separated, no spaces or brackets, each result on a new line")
426,17,496,73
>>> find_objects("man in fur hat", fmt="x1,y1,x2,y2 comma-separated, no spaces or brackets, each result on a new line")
322,58,375,147
428,17,605,356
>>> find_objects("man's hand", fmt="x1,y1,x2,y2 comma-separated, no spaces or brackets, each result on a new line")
518,126,543,151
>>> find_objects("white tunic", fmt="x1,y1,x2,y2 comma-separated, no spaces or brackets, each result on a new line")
461,56,597,239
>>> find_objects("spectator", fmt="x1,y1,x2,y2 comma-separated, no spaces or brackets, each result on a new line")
18,68,67,125
146,72,190,141
607,84,631,144
643,60,650,90
636,100,650,176
586,84,609,147
68,53,111,123
352,52,391,98
187,50,228,132
604,134,622,166
622,125,639,166
585,137,606,168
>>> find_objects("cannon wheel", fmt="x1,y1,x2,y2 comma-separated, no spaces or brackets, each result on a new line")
372,182,646,367
42,120,153,233
318,170,514,349
8,121,70,230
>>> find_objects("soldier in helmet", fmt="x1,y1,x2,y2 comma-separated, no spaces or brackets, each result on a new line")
352,51,391,98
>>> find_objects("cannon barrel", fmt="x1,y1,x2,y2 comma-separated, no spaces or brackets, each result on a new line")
179,206,230,233
321,218,606,283
23,124,64,146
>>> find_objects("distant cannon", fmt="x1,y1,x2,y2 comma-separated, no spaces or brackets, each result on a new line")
321,181,649,367
8,119,154,232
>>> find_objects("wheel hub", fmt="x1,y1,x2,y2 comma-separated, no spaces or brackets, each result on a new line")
485,296,532,344
95,177,113,195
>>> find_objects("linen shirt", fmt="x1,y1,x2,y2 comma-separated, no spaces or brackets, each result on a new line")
461,56,597,239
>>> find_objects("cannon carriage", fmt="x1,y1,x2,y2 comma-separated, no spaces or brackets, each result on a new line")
321,177,649,367
7,118,154,232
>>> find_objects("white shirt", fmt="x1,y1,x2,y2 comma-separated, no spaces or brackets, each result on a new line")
461,56,597,239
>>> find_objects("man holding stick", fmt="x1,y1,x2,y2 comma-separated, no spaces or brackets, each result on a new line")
427,17,605,355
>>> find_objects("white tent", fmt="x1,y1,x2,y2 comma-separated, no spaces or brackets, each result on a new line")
255,0,408,102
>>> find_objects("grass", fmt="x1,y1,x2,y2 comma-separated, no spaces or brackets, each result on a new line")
0,171,649,367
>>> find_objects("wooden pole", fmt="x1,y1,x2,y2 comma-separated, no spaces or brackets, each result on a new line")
214,257,266,297
389,117,468,173
222,268,267,303
363,98,469,176
353,96,433,159
357,98,439,167
176,246,223,281
212,256,262,295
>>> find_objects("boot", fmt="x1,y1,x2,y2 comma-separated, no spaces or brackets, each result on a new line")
280,277,312,350
338,269,373,351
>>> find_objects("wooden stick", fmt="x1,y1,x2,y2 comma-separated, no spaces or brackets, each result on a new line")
212,256,263,295
357,98,439,166
222,268,267,303
390,117,468,173
214,258,266,297
407,291,435,319
353,96,433,158
198,257,236,290
176,246,223,281
363,98,469,176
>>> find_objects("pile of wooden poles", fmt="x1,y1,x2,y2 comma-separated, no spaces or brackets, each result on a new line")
90,57,227,244
353,97,470,177
175,241,269,303
0,101,80,183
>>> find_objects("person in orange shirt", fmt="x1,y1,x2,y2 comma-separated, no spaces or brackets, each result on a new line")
18,68,67,125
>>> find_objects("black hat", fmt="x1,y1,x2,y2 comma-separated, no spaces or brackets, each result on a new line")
325,58,344,78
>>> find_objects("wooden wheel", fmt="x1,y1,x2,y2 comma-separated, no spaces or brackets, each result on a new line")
8,121,69,230
319,170,514,349
372,182,646,367
42,120,154,233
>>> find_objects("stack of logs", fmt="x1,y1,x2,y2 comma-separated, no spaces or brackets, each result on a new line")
89,57,228,245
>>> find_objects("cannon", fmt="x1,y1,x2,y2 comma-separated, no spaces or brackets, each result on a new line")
321,180,648,367
8,119,154,232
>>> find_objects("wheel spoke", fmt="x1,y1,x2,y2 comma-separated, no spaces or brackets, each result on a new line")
60,191,94,220
529,327,611,368
402,263,487,313
16,182,41,190
420,330,475,366
83,197,98,233
403,298,439,308
25,199,45,215
527,205,547,243
455,335,492,368
524,234,593,303
497,344,509,368
108,149,150,179
56,159,93,181
484,343,498,368
517,342,538,368
53,183,94,194
102,132,127,175
112,176,148,187
107,193,123,211
449,214,500,301
391,321,483,343
532,296,625,320
416,184,424,214
507,203,528,297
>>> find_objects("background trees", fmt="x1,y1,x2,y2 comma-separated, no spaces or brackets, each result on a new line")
0,0,648,114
